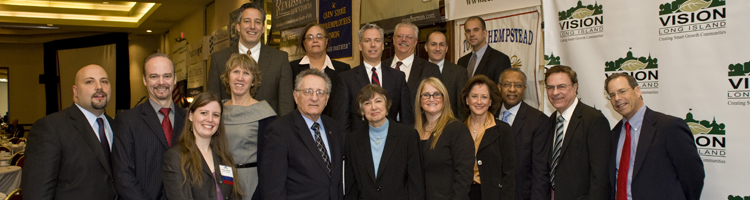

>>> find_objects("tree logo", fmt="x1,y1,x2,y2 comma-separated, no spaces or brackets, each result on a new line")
728,61,750,77
558,0,603,20
659,0,725,15
545,52,561,66
684,108,726,163
726,61,750,103
604,48,659,93
557,0,604,40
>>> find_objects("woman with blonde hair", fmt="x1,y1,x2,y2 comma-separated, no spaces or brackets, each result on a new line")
414,77,474,200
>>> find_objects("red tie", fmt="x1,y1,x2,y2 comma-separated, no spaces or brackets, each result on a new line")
159,108,174,146
395,61,403,71
371,67,380,86
617,122,632,200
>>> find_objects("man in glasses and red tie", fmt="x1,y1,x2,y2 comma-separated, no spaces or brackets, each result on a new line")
604,73,704,200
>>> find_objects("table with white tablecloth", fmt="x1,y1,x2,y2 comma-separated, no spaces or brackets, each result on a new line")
0,166,21,194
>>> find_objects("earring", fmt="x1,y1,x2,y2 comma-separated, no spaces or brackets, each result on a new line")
362,115,365,121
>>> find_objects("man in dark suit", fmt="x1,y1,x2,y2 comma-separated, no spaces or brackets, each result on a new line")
22,64,117,199
259,69,345,200
332,24,413,132
497,68,551,200
457,16,512,83
383,22,440,108
604,73,704,200
207,3,294,116
112,53,187,200
425,31,468,120
544,65,610,200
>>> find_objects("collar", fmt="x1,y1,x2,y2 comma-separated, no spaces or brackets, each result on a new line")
149,99,175,115
364,61,381,72
74,103,106,125
238,42,261,56
557,98,579,122
501,102,522,116
473,44,489,58
391,54,415,69
299,55,336,71
622,104,647,131
435,59,445,72
369,119,390,135
301,112,324,129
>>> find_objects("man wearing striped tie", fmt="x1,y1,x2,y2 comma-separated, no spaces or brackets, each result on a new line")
604,73,704,200
544,65,611,200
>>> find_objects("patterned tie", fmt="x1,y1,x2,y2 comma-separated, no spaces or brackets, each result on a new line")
550,115,565,188
467,53,477,78
246,49,251,56
159,108,174,146
617,122,632,200
395,61,403,71
371,67,381,86
502,110,512,123
312,122,332,174
96,118,111,166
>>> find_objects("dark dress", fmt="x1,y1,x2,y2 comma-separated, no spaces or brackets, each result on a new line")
421,120,475,200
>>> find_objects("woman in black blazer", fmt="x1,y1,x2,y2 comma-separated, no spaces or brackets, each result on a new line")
460,75,516,200
345,84,424,200
414,77,475,200
163,93,241,200
290,23,351,116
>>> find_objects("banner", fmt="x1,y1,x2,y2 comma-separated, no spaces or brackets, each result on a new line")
208,27,231,56
454,6,543,109
319,0,353,59
187,37,207,97
446,0,539,21
272,0,317,32
280,27,306,62
360,0,438,26
543,0,750,198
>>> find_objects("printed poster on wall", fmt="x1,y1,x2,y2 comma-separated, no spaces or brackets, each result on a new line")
272,0,317,32
319,0,353,59
187,37,207,97
280,27,306,62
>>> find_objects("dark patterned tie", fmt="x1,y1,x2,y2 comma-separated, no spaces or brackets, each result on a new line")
159,108,173,146
371,67,381,86
312,122,331,174
395,61,403,71
96,118,111,166
550,115,564,188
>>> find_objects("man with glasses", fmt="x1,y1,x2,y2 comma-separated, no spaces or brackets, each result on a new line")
458,16,511,83
332,24,413,132
259,69,345,200
383,22,440,110
497,68,551,200
604,73,703,200
544,65,610,200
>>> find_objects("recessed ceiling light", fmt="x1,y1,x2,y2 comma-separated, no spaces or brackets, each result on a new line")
146,30,152,33
47,24,53,26
103,2,109,4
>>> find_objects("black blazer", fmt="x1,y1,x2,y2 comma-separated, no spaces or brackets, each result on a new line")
421,120,474,200
345,119,424,200
608,108,704,200
457,46,511,83
207,44,294,116
162,146,235,200
499,102,551,200
441,62,469,121
476,120,516,200
22,104,117,200
259,110,345,200
332,63,414,132
289,58,351,117
383,57,441,108
112,101,186,200
547,101,611,200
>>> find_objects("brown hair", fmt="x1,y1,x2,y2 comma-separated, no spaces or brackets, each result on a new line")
356,84,392,119
461,75,502,115
604,72,638,93
177,92,242,199
298,23,329,54
544,65,578,85
221,54,262,97
414,77,458,149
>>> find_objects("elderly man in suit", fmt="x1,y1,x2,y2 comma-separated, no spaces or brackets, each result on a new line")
112,53,187,200
497,68,551,200
259,69,345,200
383,22,441,110
458,16,511,83
604,73,704,200
425,31,468,120
332,24,413,132
545,65,610,200
207,2,294,116
22,64,117,199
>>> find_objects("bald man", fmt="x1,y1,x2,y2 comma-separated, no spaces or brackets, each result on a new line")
23,65,118,200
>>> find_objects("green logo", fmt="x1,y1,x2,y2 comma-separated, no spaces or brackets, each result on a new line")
545,53,561,65
659,0,725,15
728,195,750,200
558,0,603,20
684,108,725,135
728,61,750,76
605,48,658,72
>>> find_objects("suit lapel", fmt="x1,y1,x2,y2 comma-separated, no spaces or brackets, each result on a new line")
257,44,271,75
140,102,171,148
294,111,331,175
381,67,397,97
560,102,583,158
407,59,423,84
633,109,656,177
67,105,112,176
173,107,187,140
376,122,400,180
357,127,377,182
478,125,501,151
511,103,530,137
474,50,492,75
354,65,371,88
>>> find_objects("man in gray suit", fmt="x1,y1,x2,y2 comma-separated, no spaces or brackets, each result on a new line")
383,22,441,109
425,31,468,120
207,3,294,116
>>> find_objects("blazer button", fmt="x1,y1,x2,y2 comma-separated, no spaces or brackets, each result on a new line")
377,187,381,191
497,184,502,188
477,160,483,165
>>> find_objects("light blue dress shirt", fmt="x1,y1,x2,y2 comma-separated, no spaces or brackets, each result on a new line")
75,103,113,150
302,115,331,158
369,120,389,176
469,44,489,76
616,105,647,200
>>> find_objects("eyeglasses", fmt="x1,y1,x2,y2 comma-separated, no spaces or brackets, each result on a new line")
500,82,525,89
606,88,630,100
396,34,415,40
421,92,443,99
296,89,329,97
305,34,326,41
545,84,569,91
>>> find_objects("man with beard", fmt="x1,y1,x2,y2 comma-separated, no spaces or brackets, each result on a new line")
207,2,294,116
425,31,468,120
112,53,187,200
458,16,511,83
23,64,118,199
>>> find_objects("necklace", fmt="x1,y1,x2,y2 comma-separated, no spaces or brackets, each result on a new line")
375,136,381,144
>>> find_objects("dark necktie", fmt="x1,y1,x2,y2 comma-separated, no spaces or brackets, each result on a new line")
550,115,564,188
246,49,251,56
159,108,174,146
395,61,403,71
617,122,632,200
371,67,380,86
96,118,111,165
467,53,477,78
312,122,331,174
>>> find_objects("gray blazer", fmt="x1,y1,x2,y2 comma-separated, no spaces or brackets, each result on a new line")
162,145,235,200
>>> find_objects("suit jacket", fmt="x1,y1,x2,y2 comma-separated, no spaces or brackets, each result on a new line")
501,102,551,200
421,121,474,200
259,110,345,200
344,119,424,200
290,58,351,117
207,43,294,116
383,57,441,108
22,104,117,200
162,146,235,200
332,63,414,132
608,108,704,200
441,62,469,121
477,120,516,200
547,101,611,200
112,101,186,200
457,46,511,83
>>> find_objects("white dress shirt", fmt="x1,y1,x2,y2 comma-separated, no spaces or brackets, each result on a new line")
238,42,261,62
364,62,383,84
390,54,414,82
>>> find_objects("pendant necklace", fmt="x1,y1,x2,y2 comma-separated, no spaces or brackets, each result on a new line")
375,136,381,144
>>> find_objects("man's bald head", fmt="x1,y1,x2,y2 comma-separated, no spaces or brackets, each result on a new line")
73,64,111,116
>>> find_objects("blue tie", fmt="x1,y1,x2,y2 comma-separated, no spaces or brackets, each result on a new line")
502,110,512,123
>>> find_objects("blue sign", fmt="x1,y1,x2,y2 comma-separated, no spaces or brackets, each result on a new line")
319,0,353,59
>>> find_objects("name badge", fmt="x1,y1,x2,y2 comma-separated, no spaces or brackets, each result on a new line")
219,165,234,185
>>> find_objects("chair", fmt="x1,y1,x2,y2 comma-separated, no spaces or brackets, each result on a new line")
14,155,24,168
0,146,9,153
4,188,21,200
9,152,23,166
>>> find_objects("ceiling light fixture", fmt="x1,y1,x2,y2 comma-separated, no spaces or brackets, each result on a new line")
146,30,152,32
